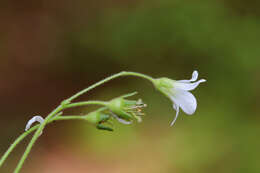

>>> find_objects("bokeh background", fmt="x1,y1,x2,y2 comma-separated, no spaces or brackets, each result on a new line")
1,0,260,172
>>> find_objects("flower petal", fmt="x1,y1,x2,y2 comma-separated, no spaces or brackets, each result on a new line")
174,79,206,91
170,90,197,115
111,112,132,124
170,104,180,126
25,115,44,131
190,70,199,81
178,70,198,83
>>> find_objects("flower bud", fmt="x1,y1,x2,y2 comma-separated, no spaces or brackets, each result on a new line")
107,95,147,124
85,111,113,131
108,97,133,121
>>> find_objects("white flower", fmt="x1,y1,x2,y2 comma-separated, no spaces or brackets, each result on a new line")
25,115,44,131
153,70,206,126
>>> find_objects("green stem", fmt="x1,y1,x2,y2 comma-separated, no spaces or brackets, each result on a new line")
65,71,154,103
13,106,63,173
65,101,108,109
122,71,154,82
0,126,39,168
11,71,154,173
54,116,86,121
0,115,86,169
13,101,106,173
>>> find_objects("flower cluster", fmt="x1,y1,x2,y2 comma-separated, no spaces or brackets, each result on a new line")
24,70,206,133
25,94,147,132
3,70,208,173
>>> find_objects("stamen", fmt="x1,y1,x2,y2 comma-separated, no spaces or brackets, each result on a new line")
136,112,145,116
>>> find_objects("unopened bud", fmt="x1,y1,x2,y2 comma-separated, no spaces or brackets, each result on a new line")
85,111,113,131
107,93,147,124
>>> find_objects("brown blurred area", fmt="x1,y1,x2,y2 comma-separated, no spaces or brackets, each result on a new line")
0,0,127,120
1,0,260,172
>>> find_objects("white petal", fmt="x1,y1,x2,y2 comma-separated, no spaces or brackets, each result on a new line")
111,112,132,125
174,79,206,91
170,90,197,115
178,70,198,83
170,104,180,126
25,116,44,131
190,70,199,81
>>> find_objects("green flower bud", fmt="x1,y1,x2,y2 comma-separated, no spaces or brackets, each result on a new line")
107,93,147,124
85,111,113,131
108,97,133,120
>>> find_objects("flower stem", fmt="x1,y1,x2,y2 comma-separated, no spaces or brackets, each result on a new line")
13,106,63,173
53,116,86,121
65,101,108,109
0,115,86,169
13,101,107,173
0,125,39,168
121,71,154,83
65,71,154,103
9,71,154,173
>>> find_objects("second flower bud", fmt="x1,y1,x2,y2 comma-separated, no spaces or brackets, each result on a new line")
107,95,147,124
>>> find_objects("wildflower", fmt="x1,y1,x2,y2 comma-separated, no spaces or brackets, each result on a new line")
107,92,147,124
153,70,206,126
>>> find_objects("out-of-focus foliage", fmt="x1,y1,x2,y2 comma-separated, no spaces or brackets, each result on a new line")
0,0,259,172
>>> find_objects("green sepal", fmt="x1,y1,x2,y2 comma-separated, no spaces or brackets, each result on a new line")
153,78,175,99
153,78,173,90
96,124,113,131
85,111,110,124
117,110,133,120
107,98,133,121
120,91,138,98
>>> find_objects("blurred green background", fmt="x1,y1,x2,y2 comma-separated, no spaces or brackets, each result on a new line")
1,0,260,172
